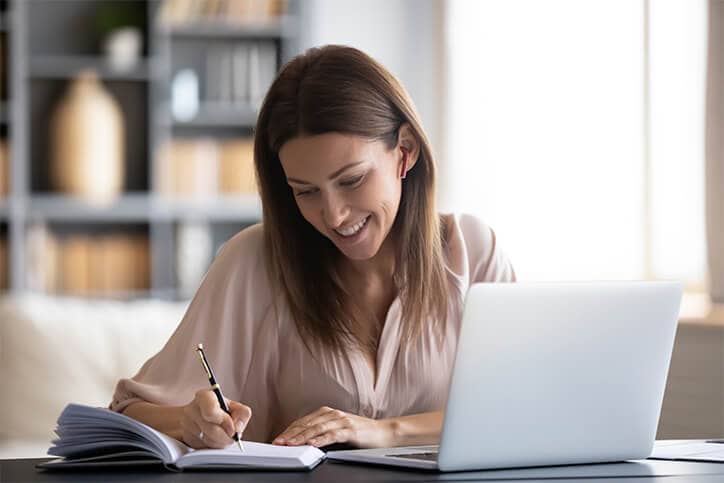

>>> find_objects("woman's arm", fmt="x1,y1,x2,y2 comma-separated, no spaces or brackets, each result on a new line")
121,401,186,441
384,411,444,447
272,407,444,448
122,393,253,449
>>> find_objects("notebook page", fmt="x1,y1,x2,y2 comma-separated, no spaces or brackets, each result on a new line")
175,441,325,469
85,406,190,462
51,404,190,464
651,440,724,461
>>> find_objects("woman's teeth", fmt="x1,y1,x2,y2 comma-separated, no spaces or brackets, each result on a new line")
336,216,369,237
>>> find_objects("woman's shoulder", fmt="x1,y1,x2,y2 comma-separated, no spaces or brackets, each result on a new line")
205,222,270,290
218,222,265,256
442,211,492,232
439,212,516,283
440,212,496,249
187,222,280,332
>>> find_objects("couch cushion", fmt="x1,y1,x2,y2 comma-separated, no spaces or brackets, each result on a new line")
0,293,188,456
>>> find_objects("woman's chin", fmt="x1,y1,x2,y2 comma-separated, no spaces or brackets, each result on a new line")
335,240,376,260
341,249,375,261
329,216,377,259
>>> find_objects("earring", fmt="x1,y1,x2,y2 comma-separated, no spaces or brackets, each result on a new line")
400,148,408,179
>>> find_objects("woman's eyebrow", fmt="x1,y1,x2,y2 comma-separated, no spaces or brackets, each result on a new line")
287,161,366,185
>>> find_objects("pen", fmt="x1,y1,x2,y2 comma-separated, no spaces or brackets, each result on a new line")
195,343,244,452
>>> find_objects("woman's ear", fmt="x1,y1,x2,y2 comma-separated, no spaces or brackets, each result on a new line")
397,122,421,178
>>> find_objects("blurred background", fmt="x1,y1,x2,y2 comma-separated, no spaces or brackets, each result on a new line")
0,0,722,458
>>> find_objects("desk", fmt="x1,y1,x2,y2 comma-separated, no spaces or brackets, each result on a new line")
3,458,724,483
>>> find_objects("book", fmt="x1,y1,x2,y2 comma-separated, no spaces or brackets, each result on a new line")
0,236,6,290
60,236,91,296
219,138,256,194
39,403,325,471
649,439,724,463
0,138,8,197
232,42,250,105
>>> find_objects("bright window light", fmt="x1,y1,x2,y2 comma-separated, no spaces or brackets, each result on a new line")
649,0,707,287
442,0,706,288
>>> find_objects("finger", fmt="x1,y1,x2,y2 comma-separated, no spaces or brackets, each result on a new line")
289,406,334,429
180,416,206,449
288,410,350,445
191,402,234,448
273,407,336,444
196,391,238,439
228,400,252,434
272,407,332,444
197,390,228,426
308,428,352,448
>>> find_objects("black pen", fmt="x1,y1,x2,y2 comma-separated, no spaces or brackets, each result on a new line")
195,343,244,452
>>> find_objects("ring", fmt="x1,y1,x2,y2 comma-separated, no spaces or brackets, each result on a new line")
198,431,204,441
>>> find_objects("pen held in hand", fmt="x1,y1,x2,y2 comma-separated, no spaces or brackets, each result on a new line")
196,343,245,452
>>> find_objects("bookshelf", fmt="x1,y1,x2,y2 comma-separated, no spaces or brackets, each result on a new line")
1,0,300,300
0,0,9,294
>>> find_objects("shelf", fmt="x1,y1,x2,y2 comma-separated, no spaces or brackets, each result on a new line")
28,56,152,81
150,287,190,302
0,197,9,220
27,193,262,222
151,194,262,221
167,103,259,128
163,16,297,39
0,101,10,124
3,0,300,296
28,193,152,222
26,287,160,301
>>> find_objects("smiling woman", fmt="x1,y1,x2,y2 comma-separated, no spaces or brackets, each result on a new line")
109,45,516,452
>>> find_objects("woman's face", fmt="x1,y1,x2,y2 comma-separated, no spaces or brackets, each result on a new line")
279,132,404,261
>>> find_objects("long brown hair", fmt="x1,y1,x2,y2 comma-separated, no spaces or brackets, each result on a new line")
254,45,450,354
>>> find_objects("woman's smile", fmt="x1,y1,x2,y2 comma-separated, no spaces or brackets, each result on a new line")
333,215,371,245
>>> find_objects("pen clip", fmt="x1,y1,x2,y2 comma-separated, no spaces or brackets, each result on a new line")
196,344,213,380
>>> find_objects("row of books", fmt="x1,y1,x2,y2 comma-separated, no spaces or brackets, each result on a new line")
201,41,277,110
26,225,150,297
0,35,6,102
158,0,288,27
0,139,9,196
0,237,6,290
176,221,215,299
156,137,257,196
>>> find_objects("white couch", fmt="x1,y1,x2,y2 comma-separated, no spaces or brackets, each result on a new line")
0,293,188,459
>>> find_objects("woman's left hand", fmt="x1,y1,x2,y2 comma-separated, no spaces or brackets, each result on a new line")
272,406,394,448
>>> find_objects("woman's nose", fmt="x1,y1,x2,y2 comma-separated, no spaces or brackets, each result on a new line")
321,193,350,229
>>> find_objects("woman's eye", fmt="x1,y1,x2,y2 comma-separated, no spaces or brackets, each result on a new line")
341,175,364,187
294,188,317,197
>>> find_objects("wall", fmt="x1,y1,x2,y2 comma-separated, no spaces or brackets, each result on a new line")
296,0,443,172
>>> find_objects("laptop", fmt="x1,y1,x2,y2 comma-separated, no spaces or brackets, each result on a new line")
327,281,682,472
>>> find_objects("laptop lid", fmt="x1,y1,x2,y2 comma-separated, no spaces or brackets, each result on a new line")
438,281,682,472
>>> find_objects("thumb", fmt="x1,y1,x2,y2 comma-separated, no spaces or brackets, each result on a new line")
228,400,252,433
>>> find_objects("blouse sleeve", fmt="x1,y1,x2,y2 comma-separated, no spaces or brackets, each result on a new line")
457,213,517,284
109,224,280,442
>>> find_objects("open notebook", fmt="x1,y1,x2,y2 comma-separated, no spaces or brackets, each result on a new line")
649,440,724,463
37,403,325,471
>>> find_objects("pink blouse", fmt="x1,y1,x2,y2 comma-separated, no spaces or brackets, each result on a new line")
110,213,516,443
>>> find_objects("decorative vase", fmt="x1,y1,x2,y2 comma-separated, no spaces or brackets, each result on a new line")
49,70,125,203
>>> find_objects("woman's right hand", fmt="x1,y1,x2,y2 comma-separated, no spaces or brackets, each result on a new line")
181,389,252,449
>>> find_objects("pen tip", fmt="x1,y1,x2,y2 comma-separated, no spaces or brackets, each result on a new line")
237,439,244,452
197,343,203,350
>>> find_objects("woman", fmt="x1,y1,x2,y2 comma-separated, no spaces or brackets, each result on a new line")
110,45,516,450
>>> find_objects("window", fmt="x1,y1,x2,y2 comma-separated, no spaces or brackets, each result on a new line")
442,0,707,295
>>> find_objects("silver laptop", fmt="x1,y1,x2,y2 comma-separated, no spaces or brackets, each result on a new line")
327,281,682,471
